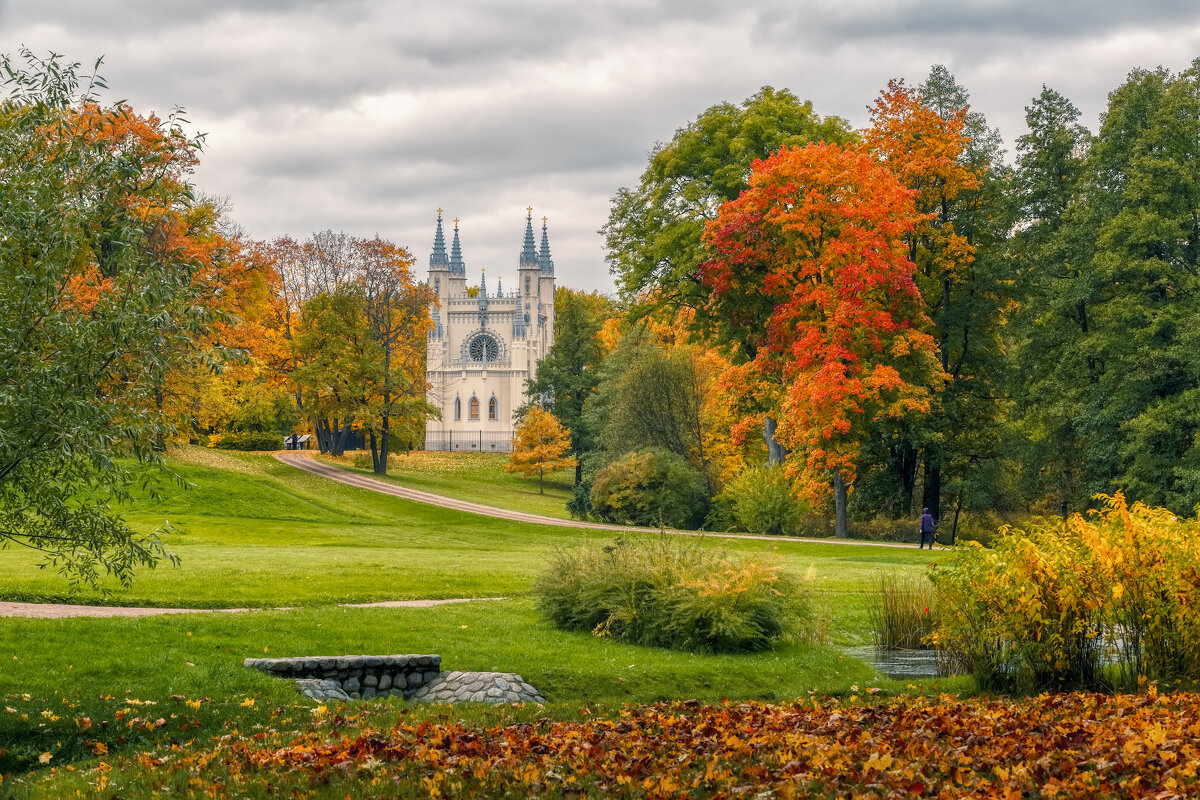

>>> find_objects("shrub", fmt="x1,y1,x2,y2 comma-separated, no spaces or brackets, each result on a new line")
725,465,805,535
211,431,282,451
930,493,1200,693
535,534,808,653
868,572,936,650
566,479,593,520
590,448,708,529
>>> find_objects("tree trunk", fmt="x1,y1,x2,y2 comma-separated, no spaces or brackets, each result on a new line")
764,417,789,466
539,469,544,494
834,472,848,538
950,489,964,546
898,441,918,517
378,389,391,476
368,431,382,474
922,457,942,523
314,418,330,454
574,457,582,485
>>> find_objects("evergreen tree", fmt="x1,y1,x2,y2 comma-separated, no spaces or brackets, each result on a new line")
1009,86,1094,511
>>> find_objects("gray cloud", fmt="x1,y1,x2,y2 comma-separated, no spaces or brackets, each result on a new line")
4,0,1200,293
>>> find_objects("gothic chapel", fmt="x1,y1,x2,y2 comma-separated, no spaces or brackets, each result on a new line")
424,209,556,451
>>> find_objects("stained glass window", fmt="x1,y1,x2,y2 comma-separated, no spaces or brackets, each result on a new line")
468,334,500,362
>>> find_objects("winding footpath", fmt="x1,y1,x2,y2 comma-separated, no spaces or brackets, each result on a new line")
0,452,926,619
275,451,923,550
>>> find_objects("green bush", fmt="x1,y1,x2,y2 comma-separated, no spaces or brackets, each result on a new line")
535,534,808,653
212,431,282,451
590,448,708,529
725,465,805,535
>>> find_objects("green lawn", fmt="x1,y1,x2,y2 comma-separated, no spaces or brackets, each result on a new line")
0,447,955,790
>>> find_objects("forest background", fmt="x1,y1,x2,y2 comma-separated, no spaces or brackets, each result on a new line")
6,50,1198,582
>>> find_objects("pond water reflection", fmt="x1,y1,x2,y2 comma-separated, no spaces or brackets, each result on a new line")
845,645,941,679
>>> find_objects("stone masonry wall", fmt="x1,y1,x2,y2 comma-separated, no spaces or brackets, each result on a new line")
244,654,441,700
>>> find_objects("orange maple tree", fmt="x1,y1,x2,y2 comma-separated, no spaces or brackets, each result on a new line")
702,142,945,527
507,406,577,493
863,78,979,286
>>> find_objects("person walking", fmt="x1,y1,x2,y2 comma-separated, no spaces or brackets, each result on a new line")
918,507,936,549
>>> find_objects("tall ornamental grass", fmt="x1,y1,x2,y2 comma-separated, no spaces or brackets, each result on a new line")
869,573,937,650
930,494,1200,693
535,535,809,653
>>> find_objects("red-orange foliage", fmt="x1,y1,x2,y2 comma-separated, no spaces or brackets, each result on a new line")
864,79,979,285
702,142,945,498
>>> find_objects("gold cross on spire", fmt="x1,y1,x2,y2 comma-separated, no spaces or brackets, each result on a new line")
437,207,443,217
454,217,459,227
526,205,533,216
542,216,548,226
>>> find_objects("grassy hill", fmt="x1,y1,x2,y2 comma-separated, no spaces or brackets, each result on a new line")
0,447,957,788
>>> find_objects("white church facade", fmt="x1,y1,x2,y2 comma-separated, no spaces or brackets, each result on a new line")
423,209,556,452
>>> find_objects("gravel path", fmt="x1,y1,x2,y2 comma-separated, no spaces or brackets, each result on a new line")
0,597,505,619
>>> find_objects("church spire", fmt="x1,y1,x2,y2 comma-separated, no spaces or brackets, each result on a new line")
519,207,538,267
449,217,465,275
429,208,449,269
538,216,555,274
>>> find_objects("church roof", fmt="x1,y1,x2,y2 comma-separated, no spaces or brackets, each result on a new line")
538,217,555,274
429,209,449,269
519,208,538,267
449,218,466,275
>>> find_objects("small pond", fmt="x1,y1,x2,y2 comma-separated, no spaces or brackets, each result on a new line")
844,645,941,679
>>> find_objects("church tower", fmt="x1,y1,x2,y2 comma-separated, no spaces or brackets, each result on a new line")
424,208,557,452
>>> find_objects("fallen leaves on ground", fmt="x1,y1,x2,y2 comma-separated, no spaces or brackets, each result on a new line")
152,691,1200,798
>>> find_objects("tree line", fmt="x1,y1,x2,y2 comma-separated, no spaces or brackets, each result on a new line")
531,61,1200,537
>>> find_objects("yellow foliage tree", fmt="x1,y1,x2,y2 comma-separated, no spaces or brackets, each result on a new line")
507,407,577,494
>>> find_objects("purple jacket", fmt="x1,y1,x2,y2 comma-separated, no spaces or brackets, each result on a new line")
919,513,935,533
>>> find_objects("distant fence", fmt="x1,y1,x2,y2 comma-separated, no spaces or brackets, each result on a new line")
424,430,515,453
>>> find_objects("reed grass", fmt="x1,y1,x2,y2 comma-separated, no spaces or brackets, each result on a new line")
869,572,936,650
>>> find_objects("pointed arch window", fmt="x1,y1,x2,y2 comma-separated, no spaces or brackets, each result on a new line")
488,396,498,420
454,397,461,421
469,395,480,420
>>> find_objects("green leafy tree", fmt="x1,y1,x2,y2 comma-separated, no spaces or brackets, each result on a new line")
1071,63,1200,512
291,287,378,456
1009,86,1095,512
596,337,712,487
602,88,855,466
0,51,208,586
602,86,856,311
525,288,614,484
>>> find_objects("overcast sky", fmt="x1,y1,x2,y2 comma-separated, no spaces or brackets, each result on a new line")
4,1,1199,293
